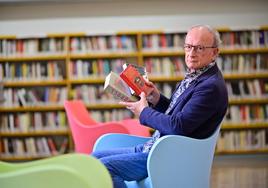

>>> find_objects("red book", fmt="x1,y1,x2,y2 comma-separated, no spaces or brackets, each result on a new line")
120,64,153,96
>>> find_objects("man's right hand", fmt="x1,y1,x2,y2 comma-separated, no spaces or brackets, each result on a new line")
145,81,160,107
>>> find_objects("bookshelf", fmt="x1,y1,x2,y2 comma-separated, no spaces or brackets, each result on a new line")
213,28,268,154
0,27,268,160
0,35,70,161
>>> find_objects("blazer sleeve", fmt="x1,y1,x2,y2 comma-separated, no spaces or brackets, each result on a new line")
152,94,170,113
139,79,225,136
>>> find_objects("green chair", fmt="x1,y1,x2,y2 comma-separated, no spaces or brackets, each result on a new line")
0,153,113,188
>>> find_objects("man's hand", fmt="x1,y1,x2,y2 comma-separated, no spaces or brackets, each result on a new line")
119,92,148,117
145,81,160,107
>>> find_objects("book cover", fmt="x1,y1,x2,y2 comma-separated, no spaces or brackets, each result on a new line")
120,64,153,96
104,71,138,102
122,63,149,81
122,63,149,95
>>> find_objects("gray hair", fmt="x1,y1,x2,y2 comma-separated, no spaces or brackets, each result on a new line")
187,24,222,47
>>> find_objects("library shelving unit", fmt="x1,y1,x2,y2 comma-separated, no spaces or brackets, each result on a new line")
0,26,268,161
215,27,268,155
0,34,70,161
66,32,139,122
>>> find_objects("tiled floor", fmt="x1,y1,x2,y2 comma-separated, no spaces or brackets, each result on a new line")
211,154,268,188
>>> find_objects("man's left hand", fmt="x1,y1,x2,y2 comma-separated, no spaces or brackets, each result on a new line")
119,92,148,117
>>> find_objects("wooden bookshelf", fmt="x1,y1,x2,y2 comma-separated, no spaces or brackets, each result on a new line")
0,27,268,160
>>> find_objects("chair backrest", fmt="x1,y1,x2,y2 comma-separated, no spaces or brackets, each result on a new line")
64,100,97,126
0,154,113,188
64,100,131,154
93,124,220,188
146,125,221,188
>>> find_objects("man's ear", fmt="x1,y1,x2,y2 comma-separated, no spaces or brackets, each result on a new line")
212,48,219,61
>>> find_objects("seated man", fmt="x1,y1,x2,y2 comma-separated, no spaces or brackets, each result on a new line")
92,24,228,188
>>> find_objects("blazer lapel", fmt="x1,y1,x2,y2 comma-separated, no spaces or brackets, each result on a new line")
166,65,219,114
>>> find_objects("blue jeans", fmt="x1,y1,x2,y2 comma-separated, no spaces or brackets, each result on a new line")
92,144,148,188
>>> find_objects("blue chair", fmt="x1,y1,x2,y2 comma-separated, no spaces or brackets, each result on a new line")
93,125,221,188
0,153,113,188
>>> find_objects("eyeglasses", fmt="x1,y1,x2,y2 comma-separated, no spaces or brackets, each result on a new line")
184,44,217,53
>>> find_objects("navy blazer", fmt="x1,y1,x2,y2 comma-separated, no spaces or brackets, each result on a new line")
139,64,228,139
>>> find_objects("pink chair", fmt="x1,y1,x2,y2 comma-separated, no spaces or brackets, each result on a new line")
64,100,150,154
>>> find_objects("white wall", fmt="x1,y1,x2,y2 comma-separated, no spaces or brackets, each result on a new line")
0,0,268,35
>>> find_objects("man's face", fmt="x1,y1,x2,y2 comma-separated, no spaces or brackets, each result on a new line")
184,27,219,72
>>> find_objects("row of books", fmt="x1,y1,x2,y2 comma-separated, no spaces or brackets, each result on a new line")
1,55,266,82
70,35,137,53
154,81,268,101
226,79,268,99
142,34,185,51
0,137,68,158
143,55,268,77
72,80,266,100
2,87,67,107
141,31,268,50
76,82,175,105
1,30,268,57
69,59,126,79
144,57,186,77
0,61,65,82
216,129,268,151
71,78,266,106
71,84,116,104
224,104,268,124
212,169,265,188
0,38,65,57
90,109,134,122
72,82,176,104
217,54,268,73
220,30,268,49
0,112,67,133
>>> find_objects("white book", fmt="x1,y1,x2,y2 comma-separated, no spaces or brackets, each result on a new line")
3,138,10,155
27,90,38,105
17,88,27,106
76,60,83,78
41,137,51,156
8,114,15,132
238,81,246,97
15,139,25,156
49,38,56,52
25,138,38,157
0,64,3,81
253,79,262,97
98,36,107,51
151,34,159,50
0,81,4,104
104,71,137,102
19,113,30,132
80,38,87,53
34,112,43,131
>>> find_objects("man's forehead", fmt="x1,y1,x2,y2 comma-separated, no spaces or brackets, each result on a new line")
185,28,214,43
